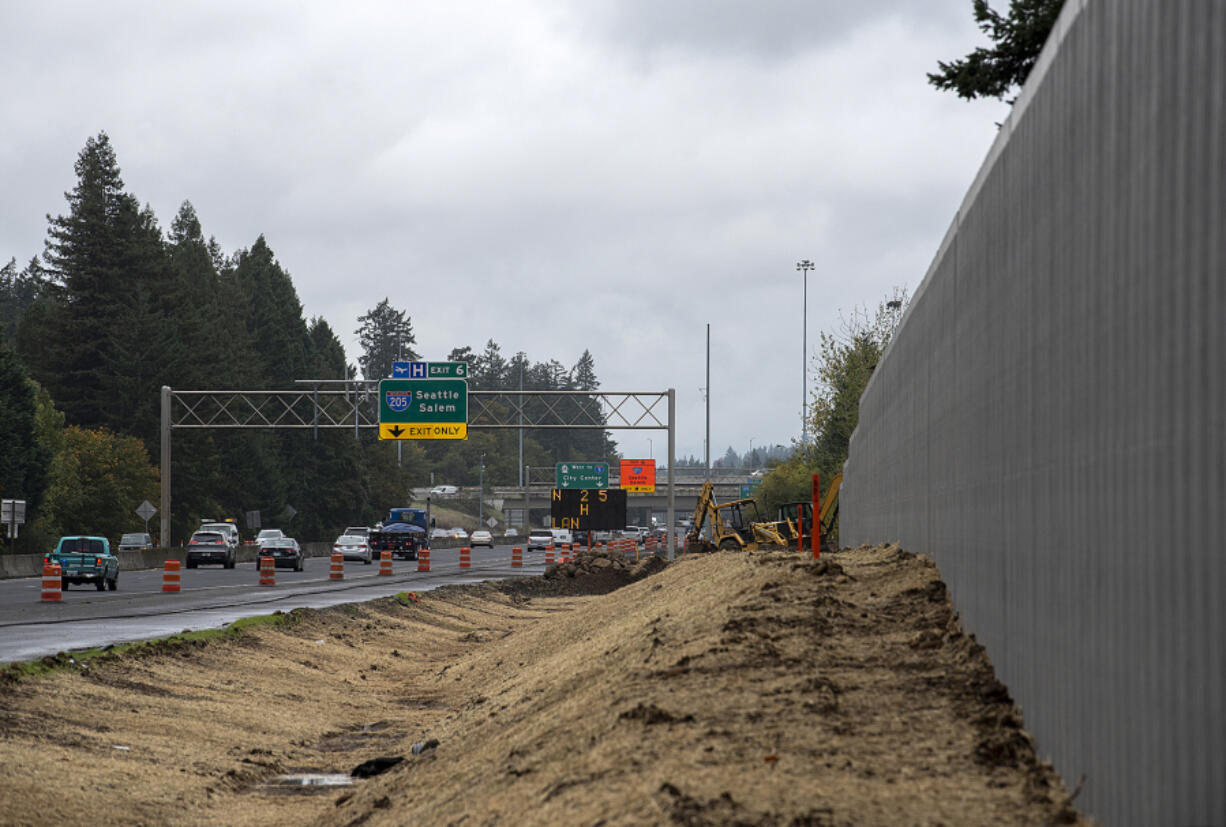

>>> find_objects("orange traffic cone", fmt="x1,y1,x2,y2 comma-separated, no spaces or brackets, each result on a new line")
259,555,276,586
378,550,393,576
161,559,181,592
41,563,62,602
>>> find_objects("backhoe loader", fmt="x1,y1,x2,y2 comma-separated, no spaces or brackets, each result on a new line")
684,482,791,552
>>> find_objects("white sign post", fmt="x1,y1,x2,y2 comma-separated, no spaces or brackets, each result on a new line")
2,499,27,540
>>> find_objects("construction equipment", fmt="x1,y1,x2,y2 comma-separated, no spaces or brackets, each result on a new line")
685,482,790,552
778,473,842,551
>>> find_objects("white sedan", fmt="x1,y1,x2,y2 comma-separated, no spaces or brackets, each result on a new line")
333,534,372,564
469,530,493,548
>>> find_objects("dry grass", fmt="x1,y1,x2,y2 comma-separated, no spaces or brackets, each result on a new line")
0,547,1084,826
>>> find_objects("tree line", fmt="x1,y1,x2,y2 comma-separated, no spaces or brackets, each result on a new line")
0,133,613,550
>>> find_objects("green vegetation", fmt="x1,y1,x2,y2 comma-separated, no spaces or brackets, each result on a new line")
1,133,615,549
757,292,908,526
929,0,1064,102
0,610,301,684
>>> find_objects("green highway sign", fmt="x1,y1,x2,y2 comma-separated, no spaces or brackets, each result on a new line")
378,378,468,440
556,462,608,490
425,362,467,378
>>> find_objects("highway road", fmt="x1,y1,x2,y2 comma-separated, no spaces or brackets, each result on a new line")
0,544,549,665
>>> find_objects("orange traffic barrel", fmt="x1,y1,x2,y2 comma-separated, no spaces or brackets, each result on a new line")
329,551,344,580
378,550,393,576
511,546,523,568
545,545,555,565
459,546,471,569
161,559,181,593
259,555,276,587
417,547,431,572
41,563,62,602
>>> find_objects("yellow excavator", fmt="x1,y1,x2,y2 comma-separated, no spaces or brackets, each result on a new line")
684,482,791,552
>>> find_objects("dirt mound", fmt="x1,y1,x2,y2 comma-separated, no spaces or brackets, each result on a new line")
496,549,669,598
0,545,1085,825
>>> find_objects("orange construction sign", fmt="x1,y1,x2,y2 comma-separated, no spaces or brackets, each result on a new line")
619,459,656,493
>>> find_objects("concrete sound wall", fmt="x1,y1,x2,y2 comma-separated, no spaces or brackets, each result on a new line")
841,2,1224,824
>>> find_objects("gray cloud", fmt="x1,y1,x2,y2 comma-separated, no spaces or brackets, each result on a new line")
0,0,1010,462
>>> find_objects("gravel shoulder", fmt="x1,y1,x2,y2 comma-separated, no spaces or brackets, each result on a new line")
0,546,1085,825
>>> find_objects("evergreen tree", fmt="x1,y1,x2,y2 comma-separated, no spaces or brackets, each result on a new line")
235,236,311,386
472,339,507,389
447,345,474,368
0,257,48,344
929,0,1064,102
30,132,130,428
0,344,49,514
356,298,418,380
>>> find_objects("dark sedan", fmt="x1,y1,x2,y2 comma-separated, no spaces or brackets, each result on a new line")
259,537,303,571
186,530,235,569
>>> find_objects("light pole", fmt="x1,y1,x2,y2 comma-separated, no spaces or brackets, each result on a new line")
796,259,814,442
648,437,653,460
478,452,486,526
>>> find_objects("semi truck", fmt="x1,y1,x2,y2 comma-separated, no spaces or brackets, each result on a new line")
368,507,430,561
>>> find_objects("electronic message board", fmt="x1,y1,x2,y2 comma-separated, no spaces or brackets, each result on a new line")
549,488,626,531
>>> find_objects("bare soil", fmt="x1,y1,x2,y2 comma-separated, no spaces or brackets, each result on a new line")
0,545,1085,825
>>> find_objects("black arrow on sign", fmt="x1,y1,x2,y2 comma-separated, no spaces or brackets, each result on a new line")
388,425,405,437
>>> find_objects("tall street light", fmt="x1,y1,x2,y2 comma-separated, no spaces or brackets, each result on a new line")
796,259,814,442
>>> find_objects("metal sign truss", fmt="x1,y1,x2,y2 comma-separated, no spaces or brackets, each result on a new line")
167,388,670,431
158,385,676,555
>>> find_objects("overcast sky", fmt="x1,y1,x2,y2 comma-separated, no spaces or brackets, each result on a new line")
1,1,1010,465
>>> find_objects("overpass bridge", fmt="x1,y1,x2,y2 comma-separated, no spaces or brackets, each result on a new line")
416,470,763,529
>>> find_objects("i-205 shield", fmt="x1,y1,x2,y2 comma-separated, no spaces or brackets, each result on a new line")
386,391,413,412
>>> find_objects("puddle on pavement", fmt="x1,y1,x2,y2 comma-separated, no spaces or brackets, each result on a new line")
258,773,354,795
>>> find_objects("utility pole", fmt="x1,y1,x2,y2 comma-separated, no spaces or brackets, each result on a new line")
478,452,486,526
705,322,711,473
796,259,814,442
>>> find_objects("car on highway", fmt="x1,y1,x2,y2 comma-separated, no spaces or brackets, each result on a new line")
429,527,451,540
343,526,370,538
200,520,241,550
504,527,518,537
550,528,574,547
449,527,468,540
259,537,304,570
255,529,285,544
117,532,154,551
186,530,236,569
527,529,553,551
469,529,494,548
333,533,373,564
430,485,459,496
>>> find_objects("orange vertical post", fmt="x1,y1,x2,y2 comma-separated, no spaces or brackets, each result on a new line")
811,473,821,560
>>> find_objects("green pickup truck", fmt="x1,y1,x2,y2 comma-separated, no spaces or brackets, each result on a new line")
45,536,120,591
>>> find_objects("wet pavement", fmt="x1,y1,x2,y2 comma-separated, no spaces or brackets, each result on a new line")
0,545,550,664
